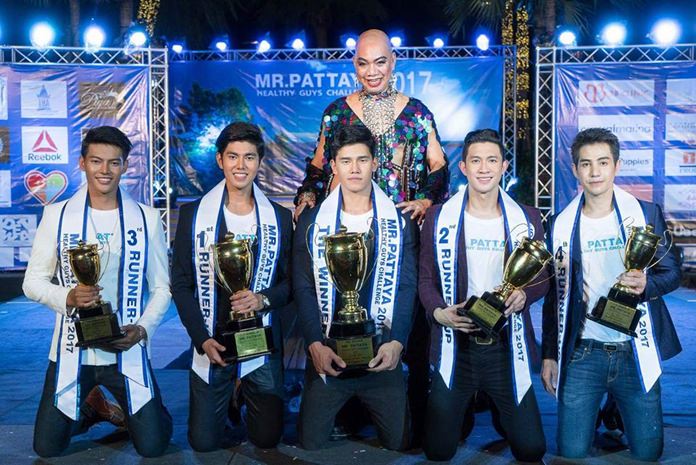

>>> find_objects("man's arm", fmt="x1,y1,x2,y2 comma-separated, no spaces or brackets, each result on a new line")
292,210,324,347
388,213,419,347
522,207,551,305
22,204,72,314
418,207,447,324
541,215,559,361
642,203,681,301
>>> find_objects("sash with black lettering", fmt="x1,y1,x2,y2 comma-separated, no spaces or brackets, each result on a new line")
56,186,152,419
311,181,402,338
192,180,280,383
552,185,661,394
435,186,533,404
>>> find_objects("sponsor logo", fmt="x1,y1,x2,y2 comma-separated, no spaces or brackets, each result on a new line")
20,80,68,119
664,184,696,212
667,79,696,105
24,169,68,205
0,170,10,208
665,149,696,176
79,83,125,118
0,127,8,163
616,183,652,202
618,150,653,177
21,126,69,164
579,80,654,107
665,114,696,143
578,115,654,141
669,221,696,244
0,77,7,120
0,214,37,247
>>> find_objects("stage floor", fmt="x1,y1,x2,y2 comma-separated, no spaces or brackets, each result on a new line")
1,288,694,464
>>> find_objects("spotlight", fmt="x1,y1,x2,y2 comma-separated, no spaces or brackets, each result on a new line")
600,22,627,46
83,24,105,52
128,30,147,48
557,29,577,46
426,34,447,49
257,39,271,53
30,22,55,49
343,35,357,49
215,41,227,51
291,38,305,50
433,38,445,48
650,19,680,46
476,34,490,51
171,43,184,54
390,36,402,48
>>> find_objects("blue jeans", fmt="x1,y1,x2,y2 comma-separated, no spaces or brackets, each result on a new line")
558,339,663,461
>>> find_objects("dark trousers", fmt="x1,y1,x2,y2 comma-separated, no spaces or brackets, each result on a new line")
188,357,284,451
298,361,408,451
33,361,172,458
424,339,546,462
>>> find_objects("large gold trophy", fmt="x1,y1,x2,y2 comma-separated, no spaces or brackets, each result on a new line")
321,226,378,370
588,224,662,337
212,232,274,362
459,237,552,338
67,241,124,347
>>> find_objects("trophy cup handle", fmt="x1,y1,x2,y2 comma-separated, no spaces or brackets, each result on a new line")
505,223,531,251
95,241,111,283
617,217,636,268
645,230,674,270
305,222,325,254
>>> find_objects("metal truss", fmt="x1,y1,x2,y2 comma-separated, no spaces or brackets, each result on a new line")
534,43,696,221
0,46,170,241
172,46,518,187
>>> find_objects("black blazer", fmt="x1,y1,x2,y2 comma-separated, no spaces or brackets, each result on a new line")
171,197,293,356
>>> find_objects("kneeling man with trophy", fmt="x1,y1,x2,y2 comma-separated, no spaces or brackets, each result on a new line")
419,129,549,462
542,128,681,461
293,124,418,450
172,122,292,450
23,126,172,457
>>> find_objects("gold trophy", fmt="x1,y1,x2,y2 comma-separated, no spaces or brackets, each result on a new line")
67,241,124,347
588,224,663,337
321,226,378,370
459,237,553,338
212,232,274,362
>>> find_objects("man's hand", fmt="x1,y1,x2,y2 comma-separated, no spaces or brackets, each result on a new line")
202,338,228,367
504,289,527,316
66,284,102,310
106,324,145,352
230,290,264,316
617,270,647,295
434,304,478,333
308,341,345,377
368,340,403,372
396,198,432,223
541,358,559,396
293,193,316,222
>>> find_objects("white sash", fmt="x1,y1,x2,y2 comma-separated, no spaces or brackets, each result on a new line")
310,181,402,338
192,181,280,383
552,186,661,394
56,186,152,419
435,186,533,404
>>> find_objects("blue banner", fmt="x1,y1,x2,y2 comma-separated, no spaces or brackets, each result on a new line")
0,65,150,270
169,57,504,197
555,62,696,267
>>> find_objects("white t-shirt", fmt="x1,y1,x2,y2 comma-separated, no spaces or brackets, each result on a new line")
340,210,372,234
464,211,505,299
579,211,631,342
223,206,257,241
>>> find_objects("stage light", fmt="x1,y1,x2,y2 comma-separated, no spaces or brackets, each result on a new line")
390,36,402,48
291,38,304,50
344,36,357,49
83,24,105,52
433,38,445,49
426,34,447,49
128,30,147,48
650,19,680,46
257,39,271,53
215,40,227,51
557,30,577,46
30,22,55,49
600,22,627,46
476,34,490,51
171,43,184,54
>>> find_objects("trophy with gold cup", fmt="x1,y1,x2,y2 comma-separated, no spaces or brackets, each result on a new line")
212,232,274,362
319,226,378,370
67,240,124,347
588,224,666,337
459,237,553,338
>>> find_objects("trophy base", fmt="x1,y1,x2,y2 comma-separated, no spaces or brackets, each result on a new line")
588,293,641,338
326,319,378,371
460,292,507,338
221,324,275,363
75,311,124,348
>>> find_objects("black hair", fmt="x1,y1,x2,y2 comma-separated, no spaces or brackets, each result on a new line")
570,128,620,165
330,125,376,158
81,126,132,160
461,128,504,162
215,122,265,159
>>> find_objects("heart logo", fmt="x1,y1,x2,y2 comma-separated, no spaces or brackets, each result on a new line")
24,169,68,205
